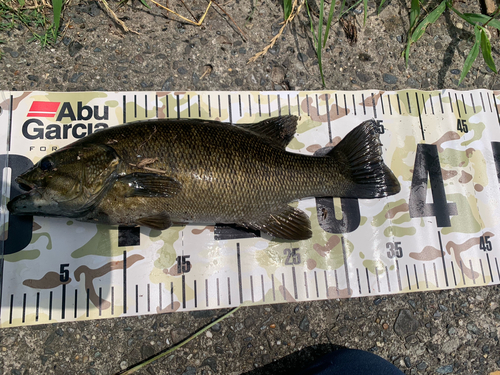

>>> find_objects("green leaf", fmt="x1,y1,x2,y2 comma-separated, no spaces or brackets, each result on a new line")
323,0,336,47
318,0,325,86
17,0,25,7
363,0,368,25
284,0,292,20
410,0,447,43
409,0,420,31
480,28,497,73
377,0,387,15
404,39,411,66
139,0,151,9
339,0,346,17
459,25,481,84
462,13,500,31
51,0,63,41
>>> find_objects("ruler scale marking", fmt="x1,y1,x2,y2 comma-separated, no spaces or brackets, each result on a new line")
455,93,461,117
470,260,476,285
451,261,457,286
480,259,486,283
216,278,220,307
74,290,78,318
433,263,439,288
304,272,310,299
49,291,53,320
326,95,332,143
292,267,298,299
22,293,26,323
61,284,66,320
271,274,276,301
314,271,319,298
365,268,371,294
356,269,361,294
123,251,127,314
438,232,449,287
423,264,429,289
134,94,137,118
405,265,411,290
324,271,329,298
261,275,265,302
496,258,500,280
385,266,391,292
414,264,419,289
396,260,402,291
460,260,466,285
334,270,339,296
250,275,254,303
486,253,494,282
237,243,243,303
415,92,425,140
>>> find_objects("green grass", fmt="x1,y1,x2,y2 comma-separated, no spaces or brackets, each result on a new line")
0,0,64,48
285,0,499,86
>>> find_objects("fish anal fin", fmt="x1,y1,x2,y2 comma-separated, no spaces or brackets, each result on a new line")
243,206,312,241
117,172,182,198
236,115,298,149
136,214,172,230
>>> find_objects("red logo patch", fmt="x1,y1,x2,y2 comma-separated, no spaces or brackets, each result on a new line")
27,101,61,118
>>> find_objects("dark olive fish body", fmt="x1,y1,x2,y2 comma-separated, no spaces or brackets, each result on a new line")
8,116,400,240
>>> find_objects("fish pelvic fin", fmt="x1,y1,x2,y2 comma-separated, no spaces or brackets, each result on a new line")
237,115,298,149
116,173,182,198
136,214,172,230
329,119,401,198
243,206,312,241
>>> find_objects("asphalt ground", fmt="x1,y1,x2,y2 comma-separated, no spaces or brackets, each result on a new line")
1,0,500,374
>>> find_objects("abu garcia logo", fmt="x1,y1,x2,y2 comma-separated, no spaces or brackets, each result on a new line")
23,101,110,140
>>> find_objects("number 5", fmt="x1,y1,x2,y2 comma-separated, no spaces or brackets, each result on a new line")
59,264,70,282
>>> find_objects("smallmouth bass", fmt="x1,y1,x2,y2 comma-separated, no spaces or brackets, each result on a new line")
8,116,400,240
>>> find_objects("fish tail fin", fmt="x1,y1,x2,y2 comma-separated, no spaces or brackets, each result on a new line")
328,119,400,198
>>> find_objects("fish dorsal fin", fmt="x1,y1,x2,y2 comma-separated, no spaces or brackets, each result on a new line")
236,115,298,149
116,172,182,198
136,214,172,230
241,206,312,241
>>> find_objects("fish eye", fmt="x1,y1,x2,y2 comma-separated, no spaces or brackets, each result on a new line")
40,158,54,171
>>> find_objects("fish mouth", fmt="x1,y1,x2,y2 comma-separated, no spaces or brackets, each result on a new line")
15,177,37,192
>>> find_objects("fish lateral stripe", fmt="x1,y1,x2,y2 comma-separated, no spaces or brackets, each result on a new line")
27,101,61,117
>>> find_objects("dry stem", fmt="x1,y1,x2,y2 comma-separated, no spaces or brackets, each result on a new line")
98,0,139,34
247,0,305,63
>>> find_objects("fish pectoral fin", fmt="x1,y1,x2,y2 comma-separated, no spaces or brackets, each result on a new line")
236,115,298,149
117,173,182,198
136,214,172,230
243,206,312,241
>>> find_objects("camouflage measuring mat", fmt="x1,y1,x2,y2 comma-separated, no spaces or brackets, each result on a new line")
1,89,500,328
